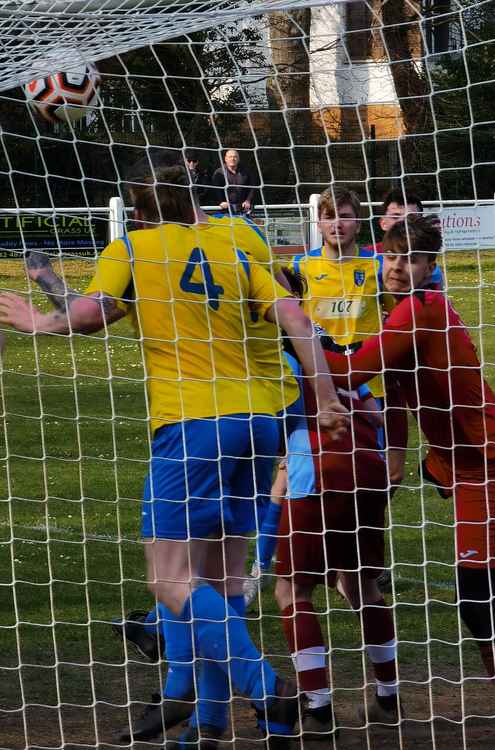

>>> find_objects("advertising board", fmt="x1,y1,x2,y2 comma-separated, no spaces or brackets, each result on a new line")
0,212,108,258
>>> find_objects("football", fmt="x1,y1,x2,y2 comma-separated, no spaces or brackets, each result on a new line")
25,63,101,123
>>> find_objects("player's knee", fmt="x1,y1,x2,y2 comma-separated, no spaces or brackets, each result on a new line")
339,573,381,610
388,464,405,486
275,577,312,611
147,580,187,616
338,573,360,609
458,566,495,641
275,576,294,610
387,450,405,486
389,468,404,486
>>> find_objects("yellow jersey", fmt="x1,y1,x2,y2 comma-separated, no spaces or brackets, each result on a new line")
206,214,282,276
291,246,386,396
206,215,298,414
85,221,297,433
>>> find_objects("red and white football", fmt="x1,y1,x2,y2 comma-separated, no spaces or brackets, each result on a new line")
25,63,101,123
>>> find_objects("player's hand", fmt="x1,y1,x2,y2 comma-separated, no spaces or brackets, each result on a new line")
242,200,251,211
318,400,350,441
219,201,229,209
0,292,40,333
24,250,54,282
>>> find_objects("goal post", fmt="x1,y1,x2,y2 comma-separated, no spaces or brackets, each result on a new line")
1,1,495,748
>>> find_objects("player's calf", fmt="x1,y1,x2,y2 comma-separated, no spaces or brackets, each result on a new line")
458,565,495,678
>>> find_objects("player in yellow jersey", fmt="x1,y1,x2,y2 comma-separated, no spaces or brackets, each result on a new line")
291,186,406,487
204,211,303,607
0,164,348,750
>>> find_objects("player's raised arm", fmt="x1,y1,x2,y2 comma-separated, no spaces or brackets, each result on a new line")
0,289,125,335
25,250,79,314
265,296,349,439
0,239,132,335
325,215,442,389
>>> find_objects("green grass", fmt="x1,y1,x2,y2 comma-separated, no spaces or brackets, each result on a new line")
0,252,495,717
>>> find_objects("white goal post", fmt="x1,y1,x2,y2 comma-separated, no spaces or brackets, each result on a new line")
2,195,495,256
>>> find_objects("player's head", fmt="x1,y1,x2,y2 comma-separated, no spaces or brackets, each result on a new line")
126,149,200,224
382,214,442,294
126,148,183,189
131,165,196,226
379,188,424,234
224,149,240,170
318,186,361,256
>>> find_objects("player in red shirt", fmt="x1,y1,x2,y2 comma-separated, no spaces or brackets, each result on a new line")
363,188,424,254
273,270,400,735
326,214,495,680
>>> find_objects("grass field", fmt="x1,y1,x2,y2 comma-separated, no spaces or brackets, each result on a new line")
1,251,495,749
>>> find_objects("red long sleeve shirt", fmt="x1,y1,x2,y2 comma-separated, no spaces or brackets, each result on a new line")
325,289,495,483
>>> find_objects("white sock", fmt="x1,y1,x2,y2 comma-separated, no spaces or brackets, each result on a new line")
306,687,332,709
376,679,399,697
366,638,397,664
291,647,332,709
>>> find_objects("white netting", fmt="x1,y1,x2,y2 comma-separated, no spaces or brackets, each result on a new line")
0,0,351,91
1,1,495,748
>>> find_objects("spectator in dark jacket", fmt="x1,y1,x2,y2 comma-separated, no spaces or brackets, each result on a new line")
211,149,255,214
184,149,210,203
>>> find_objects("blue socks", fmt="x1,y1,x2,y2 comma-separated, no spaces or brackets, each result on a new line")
188,585,277,707
256,501,282,571
159,603,195,700
190,595,246,731
156,587,279,733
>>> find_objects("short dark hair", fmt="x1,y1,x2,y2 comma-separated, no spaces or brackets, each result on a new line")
383,214,442,258
185,149,199,162
126,148,183,185
318,186,361,220
125,149,202,210
382,188,423,215
131,165,195,225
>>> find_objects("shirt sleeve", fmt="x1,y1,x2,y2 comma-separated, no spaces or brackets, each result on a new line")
248,260,292,319
325,294,429,388
384,375,409,451
85,238,133,311
239,218,282,275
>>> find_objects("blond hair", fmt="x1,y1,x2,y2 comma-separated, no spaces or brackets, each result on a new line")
318,186,361,219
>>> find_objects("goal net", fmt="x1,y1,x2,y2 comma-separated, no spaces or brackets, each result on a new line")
1,1,494,748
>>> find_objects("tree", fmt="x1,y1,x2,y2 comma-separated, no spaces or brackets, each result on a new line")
428,1,495,197
266,9,312,142
0,23,265,209
381,0,433,136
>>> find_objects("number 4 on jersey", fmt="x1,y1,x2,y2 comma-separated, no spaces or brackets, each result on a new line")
179,247,224,310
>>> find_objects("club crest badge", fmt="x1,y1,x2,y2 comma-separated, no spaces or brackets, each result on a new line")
354,270,365,287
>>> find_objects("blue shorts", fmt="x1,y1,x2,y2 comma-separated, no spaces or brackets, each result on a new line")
141,414,279,540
